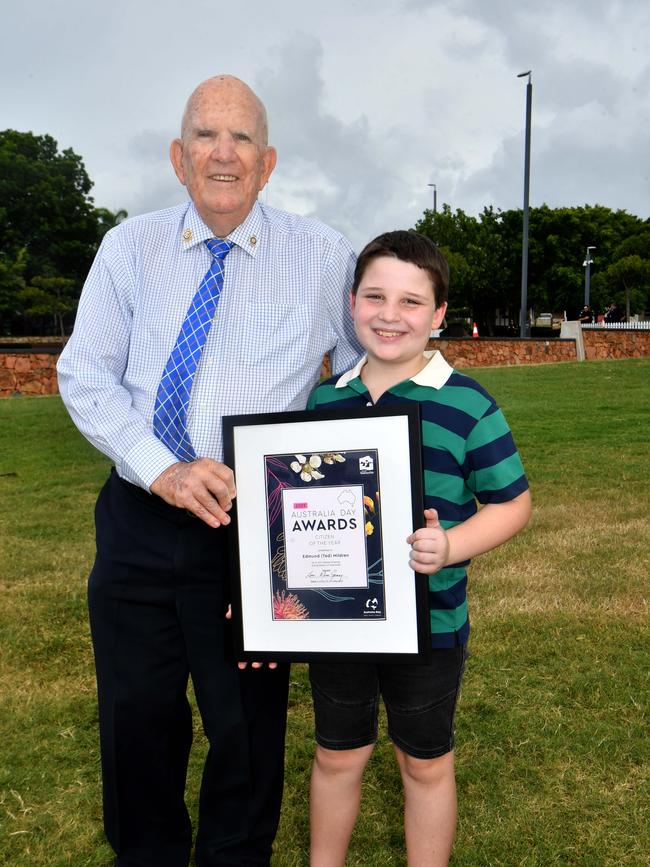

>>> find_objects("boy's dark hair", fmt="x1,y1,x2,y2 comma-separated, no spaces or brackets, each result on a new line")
351,230,449,307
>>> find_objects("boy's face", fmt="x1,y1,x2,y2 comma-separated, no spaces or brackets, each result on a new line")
350,256,447,376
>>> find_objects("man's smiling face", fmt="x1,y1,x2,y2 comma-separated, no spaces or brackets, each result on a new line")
170,76,276,237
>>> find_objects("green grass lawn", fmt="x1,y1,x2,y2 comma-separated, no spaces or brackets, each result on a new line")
1,358,649,866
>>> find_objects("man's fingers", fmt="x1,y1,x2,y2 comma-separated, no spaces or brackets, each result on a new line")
151,459,237,528
201,466,235,511
209,461,236,500
191,491,232,527
191,459,235,514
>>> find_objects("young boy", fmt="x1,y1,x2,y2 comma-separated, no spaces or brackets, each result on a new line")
307,230,531,866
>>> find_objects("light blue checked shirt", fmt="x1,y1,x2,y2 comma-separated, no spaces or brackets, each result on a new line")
57,200,361,491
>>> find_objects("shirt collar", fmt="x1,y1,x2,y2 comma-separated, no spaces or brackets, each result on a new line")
226,201,263,256
335,355,367,388
179,200,263,257
335,350,453,390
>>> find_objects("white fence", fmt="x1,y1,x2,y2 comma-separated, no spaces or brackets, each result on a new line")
581,322,650,331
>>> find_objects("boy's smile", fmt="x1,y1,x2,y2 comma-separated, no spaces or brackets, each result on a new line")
351,256,447,381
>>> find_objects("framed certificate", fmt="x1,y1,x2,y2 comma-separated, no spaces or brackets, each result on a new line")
222,405,429,662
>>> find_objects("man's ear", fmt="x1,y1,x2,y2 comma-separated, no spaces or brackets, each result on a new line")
259,146,277,190
169,138,185,185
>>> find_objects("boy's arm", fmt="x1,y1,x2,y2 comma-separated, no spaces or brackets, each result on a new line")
445,490,531,564
408,490,532,574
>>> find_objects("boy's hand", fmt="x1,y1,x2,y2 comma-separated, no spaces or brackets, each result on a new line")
407,508,449,574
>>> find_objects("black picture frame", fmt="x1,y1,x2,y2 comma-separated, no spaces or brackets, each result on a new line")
222,405,429,662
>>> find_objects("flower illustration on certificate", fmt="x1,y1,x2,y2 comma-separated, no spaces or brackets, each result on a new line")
264,449,384,622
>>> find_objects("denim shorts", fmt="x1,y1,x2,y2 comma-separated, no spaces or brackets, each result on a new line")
309,645,467,760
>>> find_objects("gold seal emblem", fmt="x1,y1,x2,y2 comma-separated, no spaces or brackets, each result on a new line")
182,228,193,241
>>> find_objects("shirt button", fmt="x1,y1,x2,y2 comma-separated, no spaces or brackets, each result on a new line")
366,401,372,407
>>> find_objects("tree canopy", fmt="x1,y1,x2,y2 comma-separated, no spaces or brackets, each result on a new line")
415,204,649,332
0,130,125,336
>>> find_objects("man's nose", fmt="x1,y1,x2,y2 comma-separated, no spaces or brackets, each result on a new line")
210,133,237,161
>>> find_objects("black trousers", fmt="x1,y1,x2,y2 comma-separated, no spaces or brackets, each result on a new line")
89,470,290,866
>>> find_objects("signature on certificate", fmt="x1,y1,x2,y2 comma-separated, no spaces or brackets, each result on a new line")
306,566,344,580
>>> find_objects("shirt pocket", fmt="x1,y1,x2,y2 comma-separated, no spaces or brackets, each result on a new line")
238,302,322,366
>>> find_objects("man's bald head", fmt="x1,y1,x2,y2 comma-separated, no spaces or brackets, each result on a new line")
180,75,269,145
170,74,277,237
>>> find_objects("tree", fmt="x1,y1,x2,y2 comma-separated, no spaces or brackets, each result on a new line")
591,256,650,318
20,276,78,341
541,264,582,317
414,203,648,324
95,207,128,240
524,205,645,316
612,228,650,262
0,130,101,283
0,130,126,335
416,205,519,333
0,248,27,334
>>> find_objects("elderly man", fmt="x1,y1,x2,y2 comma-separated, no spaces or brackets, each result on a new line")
57,75,359,867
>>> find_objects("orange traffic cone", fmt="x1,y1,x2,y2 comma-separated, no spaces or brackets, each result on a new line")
472,322,479,338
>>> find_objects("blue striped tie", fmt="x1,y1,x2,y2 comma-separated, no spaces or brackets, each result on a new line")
153,238,233,461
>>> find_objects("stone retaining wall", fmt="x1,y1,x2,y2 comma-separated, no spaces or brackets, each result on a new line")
425,337,578,368
582,328,650,360
0,351,60,397
2,329,650,397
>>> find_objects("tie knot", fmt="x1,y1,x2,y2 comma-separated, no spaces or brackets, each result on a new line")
205,238,233,260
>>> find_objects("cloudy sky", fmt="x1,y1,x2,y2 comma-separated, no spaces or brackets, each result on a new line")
2,0,648,250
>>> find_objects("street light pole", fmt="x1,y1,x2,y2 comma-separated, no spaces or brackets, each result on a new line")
583,246,596,307
518,70,532,338
427,183,437,214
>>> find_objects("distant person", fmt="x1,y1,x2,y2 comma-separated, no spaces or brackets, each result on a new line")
605,301,625,323
578,305,594,324
57,74,360,867
306,231,532,866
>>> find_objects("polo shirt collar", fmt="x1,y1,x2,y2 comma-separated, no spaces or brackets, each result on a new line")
334,355,367,387
179,200,263,257
411,350,454,388
335,350,453,390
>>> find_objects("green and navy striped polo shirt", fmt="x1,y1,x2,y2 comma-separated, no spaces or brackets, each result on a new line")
307,351,529,648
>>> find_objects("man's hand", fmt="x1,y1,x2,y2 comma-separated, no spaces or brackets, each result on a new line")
224,605,277,670
150,458,236,528
406,508,449,575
